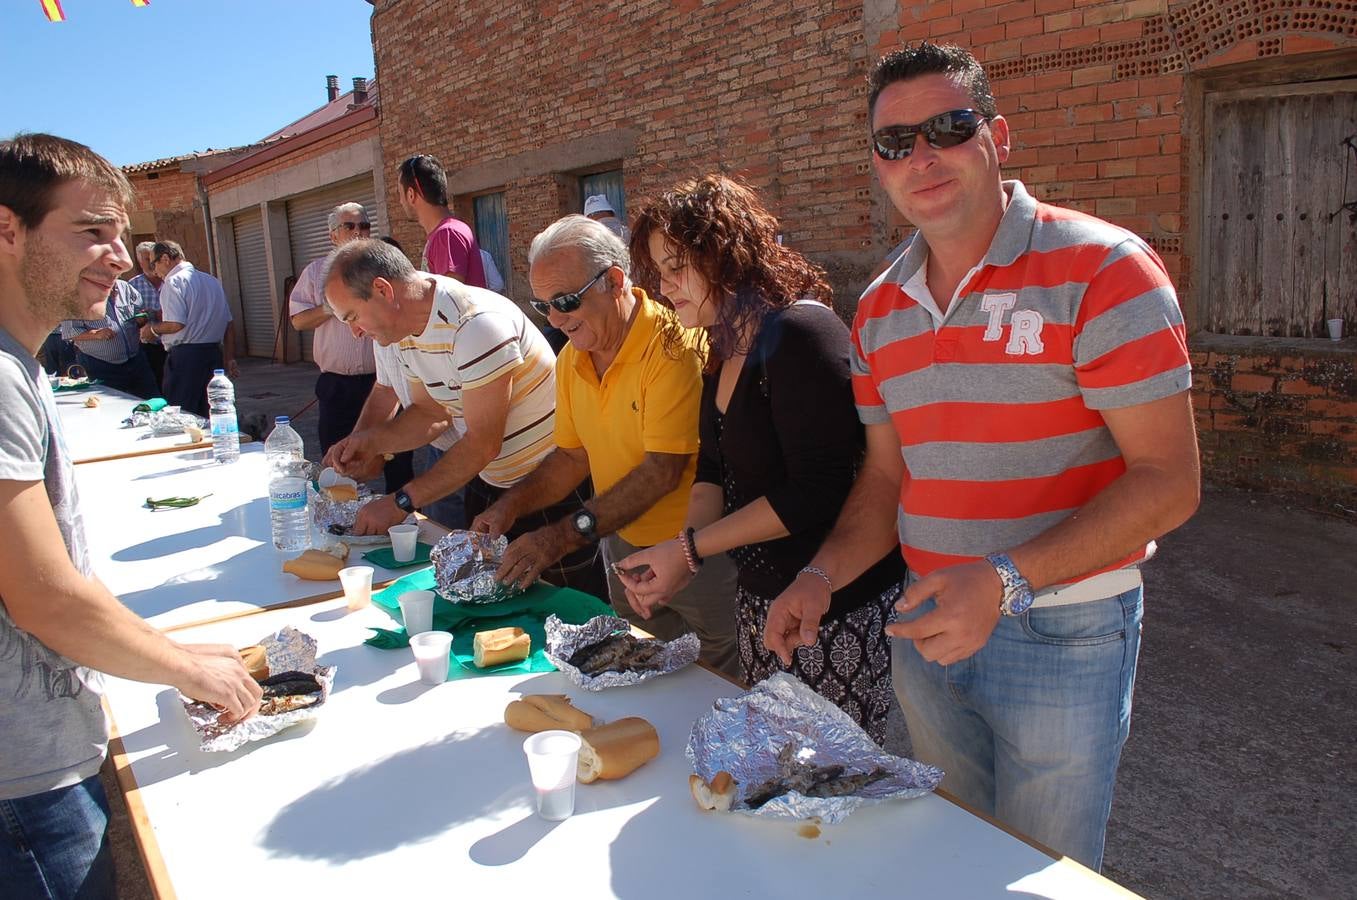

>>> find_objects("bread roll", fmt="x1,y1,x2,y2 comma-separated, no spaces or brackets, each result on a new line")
689,770,737,811
238,645,269,682
323,484,359,502
282,549,346,580
473,627,530,667
504,694,594,733
577,717,659,783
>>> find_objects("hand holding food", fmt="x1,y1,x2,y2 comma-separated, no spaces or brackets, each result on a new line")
504,694,594,732
577,717,660,783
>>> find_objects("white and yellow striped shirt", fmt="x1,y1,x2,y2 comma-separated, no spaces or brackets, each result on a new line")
397,276,556,487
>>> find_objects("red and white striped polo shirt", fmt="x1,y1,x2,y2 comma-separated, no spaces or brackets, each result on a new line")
852,180,1191,581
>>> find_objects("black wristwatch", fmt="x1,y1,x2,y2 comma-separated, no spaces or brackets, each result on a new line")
570,508,598,542
393,489,415,513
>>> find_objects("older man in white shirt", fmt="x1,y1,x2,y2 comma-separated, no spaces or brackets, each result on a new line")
288,202,378,454
140,240,236,417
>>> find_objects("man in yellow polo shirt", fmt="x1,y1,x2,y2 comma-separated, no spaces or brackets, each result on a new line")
470,215,738,676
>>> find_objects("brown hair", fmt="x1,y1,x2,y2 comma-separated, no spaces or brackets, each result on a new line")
0,133,133,229
630,174,832,373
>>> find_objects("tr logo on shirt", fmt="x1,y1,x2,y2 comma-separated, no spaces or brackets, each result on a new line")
979,292,1046,356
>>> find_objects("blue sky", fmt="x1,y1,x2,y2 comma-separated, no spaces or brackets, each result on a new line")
0,0,376,166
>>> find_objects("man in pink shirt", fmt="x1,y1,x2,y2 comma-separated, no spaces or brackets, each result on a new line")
288,202,378,454
396,154,486,288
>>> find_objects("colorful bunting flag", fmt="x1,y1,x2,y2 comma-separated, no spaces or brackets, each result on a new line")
130,0,151,6
39,0,66,23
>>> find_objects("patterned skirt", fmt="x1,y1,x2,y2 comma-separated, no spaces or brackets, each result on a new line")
735,581,901,746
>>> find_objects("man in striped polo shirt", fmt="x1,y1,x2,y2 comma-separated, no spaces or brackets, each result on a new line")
323,239,603,595
766,43,1200,869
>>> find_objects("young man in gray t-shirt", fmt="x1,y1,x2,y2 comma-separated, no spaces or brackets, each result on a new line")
0,134,262,898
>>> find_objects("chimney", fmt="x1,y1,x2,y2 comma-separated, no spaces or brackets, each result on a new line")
326,75,340,102
352,77,369,105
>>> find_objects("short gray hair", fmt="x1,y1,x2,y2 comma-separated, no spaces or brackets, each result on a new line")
528,214,630,285
325,238,416,301
135,241,155,259
327,201,368,233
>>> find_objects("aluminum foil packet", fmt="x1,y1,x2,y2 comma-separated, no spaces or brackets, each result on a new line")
543,614,700,691
180,626,336,753
123,409,207,434
430,530,516,604
310,482,373,532
686,672,943,823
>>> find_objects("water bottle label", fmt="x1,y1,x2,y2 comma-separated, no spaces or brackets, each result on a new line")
211,417,238,437
270,479,307,511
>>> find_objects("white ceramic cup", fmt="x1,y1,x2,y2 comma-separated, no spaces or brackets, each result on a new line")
388,523,420,563
398,589,435,636
523,730,583,821
338,566,374,611
1327,318,1344,341
409,630,453,685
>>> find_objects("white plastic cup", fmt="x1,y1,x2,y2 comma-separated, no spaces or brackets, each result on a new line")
398,589,435,636
409,630,452,684
338,566,374,611
523,730,583,821
388,523,420,563
1327,318,1344,341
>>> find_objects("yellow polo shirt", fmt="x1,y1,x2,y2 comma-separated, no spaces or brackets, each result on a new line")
554,288,704,546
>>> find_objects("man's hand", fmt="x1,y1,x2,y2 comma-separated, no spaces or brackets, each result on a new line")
496,522,574,591
327,430,383,479
352,494,409,536
885,561,1004,666
763,571,833,666
225,359,240,380
470,499,517,538
175,645,263,724
138,323,157,343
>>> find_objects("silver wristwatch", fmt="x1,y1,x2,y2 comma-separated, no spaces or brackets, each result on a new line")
985,552,1035,616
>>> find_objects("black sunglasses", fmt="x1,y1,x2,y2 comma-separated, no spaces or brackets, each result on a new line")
340,221,373,232
871,109,989,161
530,268,608,317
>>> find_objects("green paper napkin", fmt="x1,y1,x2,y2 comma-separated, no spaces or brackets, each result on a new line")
362,542,433,569
52,378,101,393
366,573,612,678
132,397,168,413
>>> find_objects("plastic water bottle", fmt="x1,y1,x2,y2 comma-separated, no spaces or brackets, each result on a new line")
206,369,240,464
265,416,309,551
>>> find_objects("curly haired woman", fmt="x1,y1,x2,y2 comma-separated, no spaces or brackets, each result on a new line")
618,175,905,743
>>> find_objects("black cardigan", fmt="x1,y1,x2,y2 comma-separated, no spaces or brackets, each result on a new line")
696,301,905,618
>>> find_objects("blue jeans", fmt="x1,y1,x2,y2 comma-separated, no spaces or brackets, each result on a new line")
0,775,115,900
891,587,1143,870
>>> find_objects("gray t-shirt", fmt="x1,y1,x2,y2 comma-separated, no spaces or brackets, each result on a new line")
0,327,106,799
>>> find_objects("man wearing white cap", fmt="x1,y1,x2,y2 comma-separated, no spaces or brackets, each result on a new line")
583,194,629,242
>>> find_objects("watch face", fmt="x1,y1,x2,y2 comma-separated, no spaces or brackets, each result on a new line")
573,510,594,532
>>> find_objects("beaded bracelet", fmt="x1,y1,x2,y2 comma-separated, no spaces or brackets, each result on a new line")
679,527,703,574
798,565,833,591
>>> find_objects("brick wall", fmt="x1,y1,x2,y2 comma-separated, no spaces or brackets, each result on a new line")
371,0,874,306
1192,338,1357,505
125,169,212,272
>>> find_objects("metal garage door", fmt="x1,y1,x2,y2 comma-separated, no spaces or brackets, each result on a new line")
232,208,274,359
286,176,382,362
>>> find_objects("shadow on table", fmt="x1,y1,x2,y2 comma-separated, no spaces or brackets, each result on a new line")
260,725,521,862
111,500,255,563
315,640,414,693
116,689,317,789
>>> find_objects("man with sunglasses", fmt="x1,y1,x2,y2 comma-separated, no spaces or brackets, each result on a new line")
469,215,739,677
768,43,1199,869
288,202,378,456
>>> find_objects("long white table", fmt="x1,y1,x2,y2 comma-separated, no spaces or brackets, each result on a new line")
54,383,214,464
103,598,1136,900
76,444,447,630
